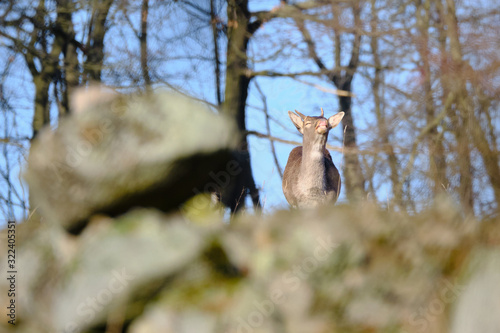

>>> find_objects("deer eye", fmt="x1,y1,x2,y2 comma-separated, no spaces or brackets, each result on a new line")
305,122,312,126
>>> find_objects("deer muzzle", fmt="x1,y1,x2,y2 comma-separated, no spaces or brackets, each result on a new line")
316,119,329,134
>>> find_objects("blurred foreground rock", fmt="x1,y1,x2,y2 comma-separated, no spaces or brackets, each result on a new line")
1,201,499,333
25,90,237,232
450,241,500,333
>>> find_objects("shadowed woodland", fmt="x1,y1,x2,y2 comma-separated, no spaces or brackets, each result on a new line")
0,1,499,332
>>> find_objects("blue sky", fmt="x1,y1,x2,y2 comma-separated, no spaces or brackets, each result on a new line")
0,0,364,221
0,0,431,221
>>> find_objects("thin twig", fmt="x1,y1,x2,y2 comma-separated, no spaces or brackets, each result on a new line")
254,80,283,179
292,77,354,97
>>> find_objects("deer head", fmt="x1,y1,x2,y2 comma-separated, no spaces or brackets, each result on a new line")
288,108,344,150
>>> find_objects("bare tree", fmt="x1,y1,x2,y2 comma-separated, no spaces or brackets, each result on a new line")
295,1,366,203
369,0,399,204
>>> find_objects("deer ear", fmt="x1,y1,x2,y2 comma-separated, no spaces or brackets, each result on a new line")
328,111,345,129
288,111,304,134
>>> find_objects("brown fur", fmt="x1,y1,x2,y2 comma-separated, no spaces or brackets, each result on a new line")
282,110,344,208
283,147,340,208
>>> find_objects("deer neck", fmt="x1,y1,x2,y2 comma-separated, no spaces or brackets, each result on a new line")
300,134,327,189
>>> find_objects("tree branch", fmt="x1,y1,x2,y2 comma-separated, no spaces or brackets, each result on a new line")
295,16,339,82
247,69,334,78
254,80,283,179
292,77,353,97
249,0,329,35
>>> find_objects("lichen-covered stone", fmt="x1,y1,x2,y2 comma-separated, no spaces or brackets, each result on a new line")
1,200,498,333
24,90,237,232
450,248,500,333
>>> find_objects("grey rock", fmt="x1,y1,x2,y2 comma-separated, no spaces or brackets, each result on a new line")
2,174,499,333
450,248,500,333
25,91,238,232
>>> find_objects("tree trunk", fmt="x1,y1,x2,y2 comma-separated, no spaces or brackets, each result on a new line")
32,76,51,139
140,0,151,89
370,0,399,205
57,0,79,116
220,0,260,212
85,0,114,82
337,84,366,202
436,0,474,215
210,0,222,105
416,0,447,198
332,2,366,203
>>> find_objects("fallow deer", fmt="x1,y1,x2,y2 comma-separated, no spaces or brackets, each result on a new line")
282,108,345,208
